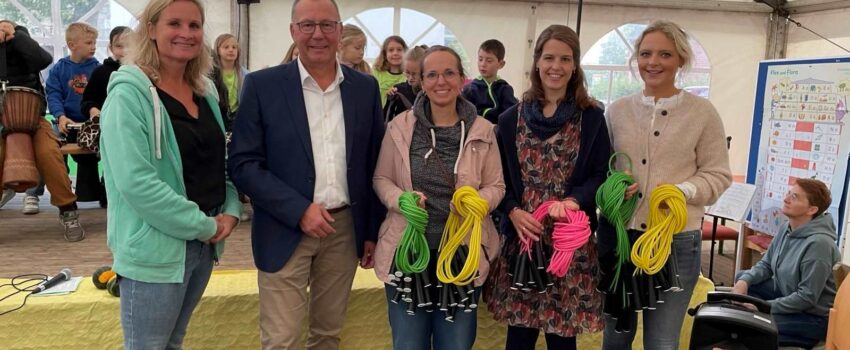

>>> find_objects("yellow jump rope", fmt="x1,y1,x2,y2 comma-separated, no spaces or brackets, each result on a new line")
436,186,488,286
630,184,688,275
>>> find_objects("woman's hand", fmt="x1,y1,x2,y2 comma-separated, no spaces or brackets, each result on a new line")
509,208,543,244
210,214,238,243
548,198,580,220
411,191,427,208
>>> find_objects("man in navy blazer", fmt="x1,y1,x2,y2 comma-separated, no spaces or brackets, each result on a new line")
227,0,384,348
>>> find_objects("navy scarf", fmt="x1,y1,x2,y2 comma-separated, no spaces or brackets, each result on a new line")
521,99,579,140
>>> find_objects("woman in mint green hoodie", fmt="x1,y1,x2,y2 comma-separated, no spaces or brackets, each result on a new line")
99,0,241,348
733,178,840,349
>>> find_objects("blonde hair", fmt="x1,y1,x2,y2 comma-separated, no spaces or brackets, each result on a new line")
65,22,98,42
282,43,298,64
404,45,427,63
213,33,239,68
125,0,212,95
340,24,370,74
630,20,694,76
373,36,407,72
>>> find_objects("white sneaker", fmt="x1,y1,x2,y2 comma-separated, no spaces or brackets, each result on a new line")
0,188,14,209
22,195,40,215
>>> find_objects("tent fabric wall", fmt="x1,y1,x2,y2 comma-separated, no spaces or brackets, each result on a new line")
786,7,850,59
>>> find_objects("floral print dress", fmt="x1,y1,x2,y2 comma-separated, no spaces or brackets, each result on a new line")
485,109,604,337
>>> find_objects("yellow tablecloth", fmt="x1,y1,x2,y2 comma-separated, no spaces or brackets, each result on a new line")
0,269,713,349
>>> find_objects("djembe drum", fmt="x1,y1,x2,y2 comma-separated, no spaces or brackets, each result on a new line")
1,86,42,192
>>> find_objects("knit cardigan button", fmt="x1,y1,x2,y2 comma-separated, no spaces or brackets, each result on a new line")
661,110,668,116
654,131,660,136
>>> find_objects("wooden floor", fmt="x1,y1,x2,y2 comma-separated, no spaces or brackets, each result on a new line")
0,191,742,285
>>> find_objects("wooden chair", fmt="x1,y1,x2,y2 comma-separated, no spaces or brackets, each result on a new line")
826,263,850,349
738,225,773,270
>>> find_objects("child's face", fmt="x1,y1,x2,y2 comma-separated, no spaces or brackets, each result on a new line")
403,59,421,88
339,36,366,65
69,34,96,59
477,49,504,79
218,38,239,63
110,34,129,62
385,41,405,68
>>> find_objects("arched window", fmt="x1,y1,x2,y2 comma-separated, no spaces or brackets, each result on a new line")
343,7,470,73
0,0,137,66
582,22,712,104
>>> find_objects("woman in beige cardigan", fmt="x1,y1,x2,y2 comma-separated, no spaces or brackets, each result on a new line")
599,20,732,350
372,45,504,350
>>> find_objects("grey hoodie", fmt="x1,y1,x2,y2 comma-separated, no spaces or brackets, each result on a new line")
739,213,840,315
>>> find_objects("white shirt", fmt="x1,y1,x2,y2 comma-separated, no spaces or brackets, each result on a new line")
297,58,349,208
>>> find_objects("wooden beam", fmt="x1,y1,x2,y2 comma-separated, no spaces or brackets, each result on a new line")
473,0,773,13
787,0,850,14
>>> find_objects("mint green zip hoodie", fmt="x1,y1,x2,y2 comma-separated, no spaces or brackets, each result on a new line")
100,65,242,283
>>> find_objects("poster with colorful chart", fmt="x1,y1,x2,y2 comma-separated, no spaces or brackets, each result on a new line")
747,57,850,236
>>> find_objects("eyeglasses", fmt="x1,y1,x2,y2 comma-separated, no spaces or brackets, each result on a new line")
294,20,340,34
423,69,459,82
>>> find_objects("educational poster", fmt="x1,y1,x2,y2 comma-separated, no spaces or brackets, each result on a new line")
747,57,850,236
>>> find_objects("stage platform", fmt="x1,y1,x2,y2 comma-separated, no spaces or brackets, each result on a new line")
0,192,723,349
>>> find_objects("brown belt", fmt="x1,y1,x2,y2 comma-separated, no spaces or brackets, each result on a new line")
327,205,350,214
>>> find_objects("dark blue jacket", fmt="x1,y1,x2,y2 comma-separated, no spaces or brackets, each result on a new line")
46,56,99,122
228,62,386,273
462,77,518,124
496,103,611,238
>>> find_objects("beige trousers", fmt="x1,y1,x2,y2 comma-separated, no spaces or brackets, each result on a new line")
258,208,358,350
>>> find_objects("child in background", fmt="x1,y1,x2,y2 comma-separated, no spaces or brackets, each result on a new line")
372,35,407,105
81,26,131,121
462,39,517,124
0,19,85,241
79,25,131,209
211,33,249,130
383,45,427,122
211,33,252,221
44,22,102,210
339,24,370,74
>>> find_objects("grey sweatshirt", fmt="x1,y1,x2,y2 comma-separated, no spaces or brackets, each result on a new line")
738,213,840,315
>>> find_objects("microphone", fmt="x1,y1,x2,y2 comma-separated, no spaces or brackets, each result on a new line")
33,268,71,294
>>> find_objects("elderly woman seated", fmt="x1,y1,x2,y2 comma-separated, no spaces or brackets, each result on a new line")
733,178,840,349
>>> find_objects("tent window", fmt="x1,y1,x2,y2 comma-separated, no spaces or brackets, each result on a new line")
582,22,712,104
1,0,137,74
344,7,470,73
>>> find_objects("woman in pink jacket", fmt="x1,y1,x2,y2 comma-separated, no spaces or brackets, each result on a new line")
372,45,505,350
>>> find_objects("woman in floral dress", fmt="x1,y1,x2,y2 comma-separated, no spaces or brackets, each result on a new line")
485,24,611,350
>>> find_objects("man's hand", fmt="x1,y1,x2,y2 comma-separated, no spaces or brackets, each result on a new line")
0,23,15,43
299,203,336,238
360,241,375,269
209,214,238,243
58,115,72,134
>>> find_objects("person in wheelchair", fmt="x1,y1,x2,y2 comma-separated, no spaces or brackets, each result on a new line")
733,178,839,349
0,19,85,241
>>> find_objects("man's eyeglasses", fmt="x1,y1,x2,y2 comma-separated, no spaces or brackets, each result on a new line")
423,69,459,82
294,21,340,34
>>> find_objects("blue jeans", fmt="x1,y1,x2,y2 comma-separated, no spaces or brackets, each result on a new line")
119,240,214,349
734,271,828,348
26,177,44,196
602,230,701,350
385,284,480,350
